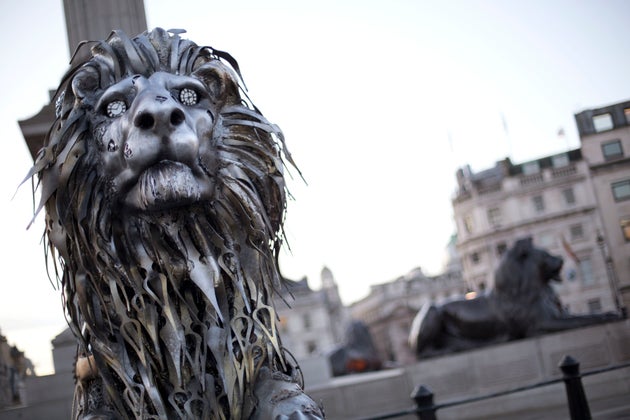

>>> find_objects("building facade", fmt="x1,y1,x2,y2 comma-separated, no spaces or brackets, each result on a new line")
575,100,630,311
275,267,349,361
0,333,32,410
452,99,630,315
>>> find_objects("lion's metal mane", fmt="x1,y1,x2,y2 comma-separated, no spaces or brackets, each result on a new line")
30,28,304,419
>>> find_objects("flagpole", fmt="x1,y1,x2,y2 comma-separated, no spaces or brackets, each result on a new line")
558,127,570,151
500,112,512,159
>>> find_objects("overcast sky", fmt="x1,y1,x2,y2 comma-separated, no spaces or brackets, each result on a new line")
1,0,629,375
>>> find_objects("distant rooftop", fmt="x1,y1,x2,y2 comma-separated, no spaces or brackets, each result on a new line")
454,149,582,201
281,276,314,296
574,99,630,136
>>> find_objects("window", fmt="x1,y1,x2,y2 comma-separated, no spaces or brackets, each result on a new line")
487,207,502,227
570,224,584,241
579,257,594,284
552,153,570,168
463,215,474,234
303,313,312,330
587,298,602,314
602,140,623,161
523,161,540,175
496,242,507,256
470,252,480,264
533,195,545,212
621,218,630,241
561,188,576,206
538,232,555,248
593,113,613,132
612,180,630,201
624,108,630,124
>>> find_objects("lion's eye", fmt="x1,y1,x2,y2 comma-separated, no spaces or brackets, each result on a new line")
179,88,198,106
106,100,127,118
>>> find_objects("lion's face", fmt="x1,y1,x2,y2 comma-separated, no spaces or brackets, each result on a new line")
494,238,564,295
40,32,288,263
72,61,242,213
540,252,563,281
532,247,563,283
95,72,213,210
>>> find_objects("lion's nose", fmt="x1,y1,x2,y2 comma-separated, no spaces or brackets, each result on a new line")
133,98,186,133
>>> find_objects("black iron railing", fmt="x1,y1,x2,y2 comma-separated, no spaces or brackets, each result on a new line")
360,355,630,420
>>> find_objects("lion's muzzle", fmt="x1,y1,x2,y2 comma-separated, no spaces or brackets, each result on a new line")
124,79,201,170
549,256,563,282
124,160,202,210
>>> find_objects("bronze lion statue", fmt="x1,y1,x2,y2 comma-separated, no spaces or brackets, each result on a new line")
409,238,621,358
29,28,323,419
327,320,382,377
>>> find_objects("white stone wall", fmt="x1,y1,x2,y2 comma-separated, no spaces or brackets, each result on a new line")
581,123,630,310
452,154,617,314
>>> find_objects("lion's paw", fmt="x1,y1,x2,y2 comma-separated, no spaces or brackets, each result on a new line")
252,367,324,419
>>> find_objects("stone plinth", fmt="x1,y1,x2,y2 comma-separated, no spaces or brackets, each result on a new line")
306,319,630,419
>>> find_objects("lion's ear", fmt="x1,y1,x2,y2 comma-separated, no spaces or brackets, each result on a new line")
192,61,240,104
512,237,533,260
71,66,100,104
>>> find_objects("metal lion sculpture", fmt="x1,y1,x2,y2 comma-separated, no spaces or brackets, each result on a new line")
28,28,324,419
409,237,622,358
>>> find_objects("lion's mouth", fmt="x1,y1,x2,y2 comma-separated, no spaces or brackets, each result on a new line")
550,259,563,282
124,160,201,211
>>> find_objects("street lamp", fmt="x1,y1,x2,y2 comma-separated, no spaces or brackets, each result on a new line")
596,232,623,314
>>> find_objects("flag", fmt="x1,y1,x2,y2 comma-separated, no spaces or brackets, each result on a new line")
561,235,579,264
